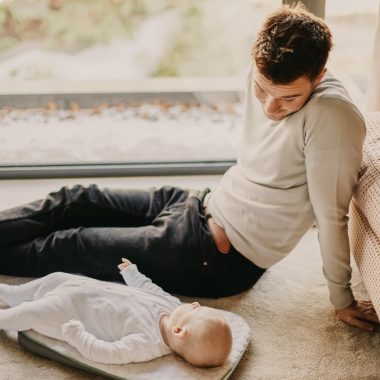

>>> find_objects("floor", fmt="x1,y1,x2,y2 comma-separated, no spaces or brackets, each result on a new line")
4,177,376,380
0,175,221,211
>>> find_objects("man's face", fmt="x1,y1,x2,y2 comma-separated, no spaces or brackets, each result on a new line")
253,69,323,121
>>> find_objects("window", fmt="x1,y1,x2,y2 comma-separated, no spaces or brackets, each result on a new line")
1,0,375,176
0,0,281,174
325,0,378,109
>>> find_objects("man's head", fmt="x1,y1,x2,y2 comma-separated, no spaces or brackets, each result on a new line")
251,2,333,120
166,302,232,367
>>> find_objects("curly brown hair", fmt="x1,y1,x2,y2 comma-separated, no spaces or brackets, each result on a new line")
252,2,333,84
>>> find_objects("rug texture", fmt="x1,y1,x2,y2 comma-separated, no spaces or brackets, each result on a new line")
1,228,379,380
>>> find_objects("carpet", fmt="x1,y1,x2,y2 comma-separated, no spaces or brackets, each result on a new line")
1,227,379,380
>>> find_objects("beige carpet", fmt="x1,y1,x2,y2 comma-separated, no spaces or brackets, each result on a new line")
1,227,379,380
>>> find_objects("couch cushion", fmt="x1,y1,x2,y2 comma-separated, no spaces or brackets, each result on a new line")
349,201,380,316
352,112,380,237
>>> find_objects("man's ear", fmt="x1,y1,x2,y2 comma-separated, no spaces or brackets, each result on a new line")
313,68,327,87
172,325,187,338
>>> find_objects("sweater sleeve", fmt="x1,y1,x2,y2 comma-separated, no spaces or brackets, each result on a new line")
120,265,171,297
61,320,165,364
304,95,366,309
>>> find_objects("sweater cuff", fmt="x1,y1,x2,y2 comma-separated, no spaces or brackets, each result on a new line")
120,264,137,273
328,285,355,310
120,264,138,284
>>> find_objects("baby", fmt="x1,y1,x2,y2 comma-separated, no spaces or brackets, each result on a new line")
0,259,232,367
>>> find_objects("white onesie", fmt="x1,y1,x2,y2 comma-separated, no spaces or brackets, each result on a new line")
0,265,182,364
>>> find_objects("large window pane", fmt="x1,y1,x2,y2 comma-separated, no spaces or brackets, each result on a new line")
0,0,280,168
325,0,378,109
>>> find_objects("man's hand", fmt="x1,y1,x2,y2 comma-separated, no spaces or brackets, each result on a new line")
118,257,132,271
336,300,379,332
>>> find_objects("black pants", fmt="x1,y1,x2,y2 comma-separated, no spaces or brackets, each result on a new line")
0,184,265,297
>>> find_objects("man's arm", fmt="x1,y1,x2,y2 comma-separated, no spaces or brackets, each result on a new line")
304,95,379,331
61,319,166,364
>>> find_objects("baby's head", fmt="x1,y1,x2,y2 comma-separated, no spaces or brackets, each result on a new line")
163,302,232,367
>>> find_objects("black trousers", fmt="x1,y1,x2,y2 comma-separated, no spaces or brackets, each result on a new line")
0,184,265,297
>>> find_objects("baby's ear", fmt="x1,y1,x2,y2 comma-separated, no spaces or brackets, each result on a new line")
171,325,187,338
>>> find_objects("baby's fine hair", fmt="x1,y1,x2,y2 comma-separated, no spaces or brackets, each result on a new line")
180,312,232,367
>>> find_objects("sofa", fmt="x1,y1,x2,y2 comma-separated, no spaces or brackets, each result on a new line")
349,111,380,315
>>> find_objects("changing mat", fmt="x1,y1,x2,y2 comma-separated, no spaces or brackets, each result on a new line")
18,309,250,380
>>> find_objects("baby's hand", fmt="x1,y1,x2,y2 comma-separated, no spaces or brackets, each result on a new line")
118,258,132,271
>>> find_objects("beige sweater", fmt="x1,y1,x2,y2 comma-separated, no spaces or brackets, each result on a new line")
208,70,366,310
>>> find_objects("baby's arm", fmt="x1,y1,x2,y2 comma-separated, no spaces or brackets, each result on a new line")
118,258,170,296
61,320,162,364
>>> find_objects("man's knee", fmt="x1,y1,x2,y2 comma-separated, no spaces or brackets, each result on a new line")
50,184,100,202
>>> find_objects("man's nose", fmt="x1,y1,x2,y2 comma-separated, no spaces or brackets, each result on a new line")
264,96,281,113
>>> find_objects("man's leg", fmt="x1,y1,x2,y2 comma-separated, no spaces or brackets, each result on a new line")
0,185,191,277
0,184,190,247
0,191,212,294
0,187,265,297
0,272,79,307
1,220,194,286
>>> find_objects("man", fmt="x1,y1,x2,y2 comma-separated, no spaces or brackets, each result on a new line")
0,4,378,331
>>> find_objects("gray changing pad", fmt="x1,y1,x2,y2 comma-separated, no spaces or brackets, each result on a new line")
18,309,250,380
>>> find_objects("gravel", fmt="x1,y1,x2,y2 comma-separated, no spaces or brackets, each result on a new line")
0,100,244,165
